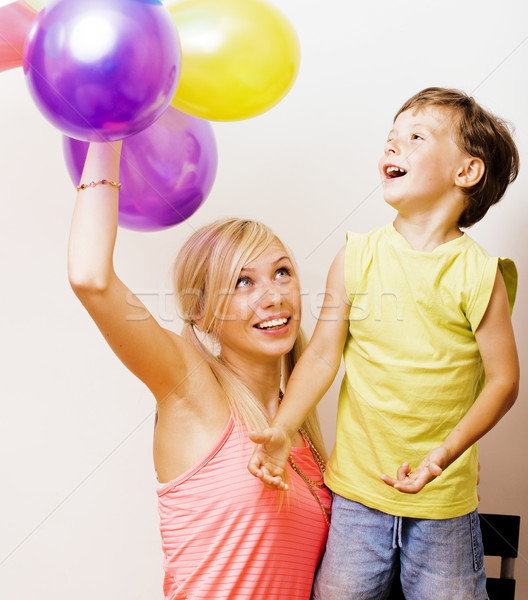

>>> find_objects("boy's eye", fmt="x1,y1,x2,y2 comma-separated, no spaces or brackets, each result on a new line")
236,276,252,288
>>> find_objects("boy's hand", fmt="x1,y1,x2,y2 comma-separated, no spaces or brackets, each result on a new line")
380,447,448,494
248,427,292,490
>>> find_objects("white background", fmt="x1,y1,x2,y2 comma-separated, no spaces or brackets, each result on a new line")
1,0,527,598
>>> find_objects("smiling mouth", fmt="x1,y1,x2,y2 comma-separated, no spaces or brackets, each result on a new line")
254,317,289,330
385,165,407,179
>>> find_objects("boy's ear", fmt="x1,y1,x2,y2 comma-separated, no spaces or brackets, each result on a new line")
456,157,485,188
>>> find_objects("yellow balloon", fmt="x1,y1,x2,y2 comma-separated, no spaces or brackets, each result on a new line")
22,0,47,10
166,0,300,121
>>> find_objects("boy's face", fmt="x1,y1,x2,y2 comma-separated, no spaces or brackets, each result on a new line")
379,106,468,216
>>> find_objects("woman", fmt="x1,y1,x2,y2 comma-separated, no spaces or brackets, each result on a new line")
68,142,331,600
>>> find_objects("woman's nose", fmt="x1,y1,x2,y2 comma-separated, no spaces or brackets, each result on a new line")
261,283,283,307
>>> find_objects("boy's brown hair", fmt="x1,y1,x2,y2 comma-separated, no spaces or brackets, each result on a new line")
395,87,519,228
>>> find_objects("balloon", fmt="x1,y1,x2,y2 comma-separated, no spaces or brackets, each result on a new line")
20,0,46,9
63,106,218,231
0,1,38,73
23,0,181,141
167,0,300,121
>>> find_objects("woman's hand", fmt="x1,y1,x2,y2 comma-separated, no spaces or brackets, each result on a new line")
380,446,447,494
248,427,292,490
68,141,123,289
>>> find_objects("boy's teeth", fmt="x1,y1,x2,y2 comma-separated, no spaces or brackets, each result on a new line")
386,166,406,177
256,317,288,329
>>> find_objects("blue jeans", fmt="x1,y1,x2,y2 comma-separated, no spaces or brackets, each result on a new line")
312,494,488,600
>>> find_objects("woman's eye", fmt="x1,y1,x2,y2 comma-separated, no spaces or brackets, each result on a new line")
275,267,291,280
236,276,252,288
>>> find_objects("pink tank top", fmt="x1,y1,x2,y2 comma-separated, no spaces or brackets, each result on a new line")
157,415,330,600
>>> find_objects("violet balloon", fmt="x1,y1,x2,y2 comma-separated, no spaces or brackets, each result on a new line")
63,107,218,231
23,0,180,141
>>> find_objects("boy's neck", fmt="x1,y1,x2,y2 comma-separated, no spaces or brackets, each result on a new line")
393,214,463,252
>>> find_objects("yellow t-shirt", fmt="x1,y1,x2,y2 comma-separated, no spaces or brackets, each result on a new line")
325,223,517,519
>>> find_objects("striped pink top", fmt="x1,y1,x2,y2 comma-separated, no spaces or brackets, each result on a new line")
157,415,330,600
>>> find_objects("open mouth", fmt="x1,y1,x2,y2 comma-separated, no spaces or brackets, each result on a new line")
254,317,289,330
385,165,407,179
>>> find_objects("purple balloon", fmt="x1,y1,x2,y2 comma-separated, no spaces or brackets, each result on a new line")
23,0,180,141
63,107,218,231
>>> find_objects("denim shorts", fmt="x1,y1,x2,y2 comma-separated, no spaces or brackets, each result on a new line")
312,494,488,600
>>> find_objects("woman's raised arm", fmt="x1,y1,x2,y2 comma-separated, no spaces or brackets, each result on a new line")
67,142,198,401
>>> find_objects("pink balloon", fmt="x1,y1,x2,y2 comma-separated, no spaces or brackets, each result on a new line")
63,107,218,232
0,1,38,73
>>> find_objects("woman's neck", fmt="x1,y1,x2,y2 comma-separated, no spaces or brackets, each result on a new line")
220,351,283,417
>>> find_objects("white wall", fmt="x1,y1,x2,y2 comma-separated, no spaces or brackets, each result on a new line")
1,0,527,598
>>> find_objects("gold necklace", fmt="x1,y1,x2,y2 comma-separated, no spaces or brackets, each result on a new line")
288,427,331,527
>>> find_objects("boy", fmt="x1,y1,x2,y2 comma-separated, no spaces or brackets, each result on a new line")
249,88,520,599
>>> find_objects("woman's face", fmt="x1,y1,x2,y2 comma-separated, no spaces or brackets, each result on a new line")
218,240,301,363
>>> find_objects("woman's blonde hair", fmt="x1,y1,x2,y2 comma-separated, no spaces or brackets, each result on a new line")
174,217,327,460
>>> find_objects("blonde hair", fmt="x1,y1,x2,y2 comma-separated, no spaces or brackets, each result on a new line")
174,217,327,460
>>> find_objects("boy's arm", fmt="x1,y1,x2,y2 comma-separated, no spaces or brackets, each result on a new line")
381,268,519,493
248,246,351,488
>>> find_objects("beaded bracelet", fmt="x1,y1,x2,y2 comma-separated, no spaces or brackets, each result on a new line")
77,179,121,192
